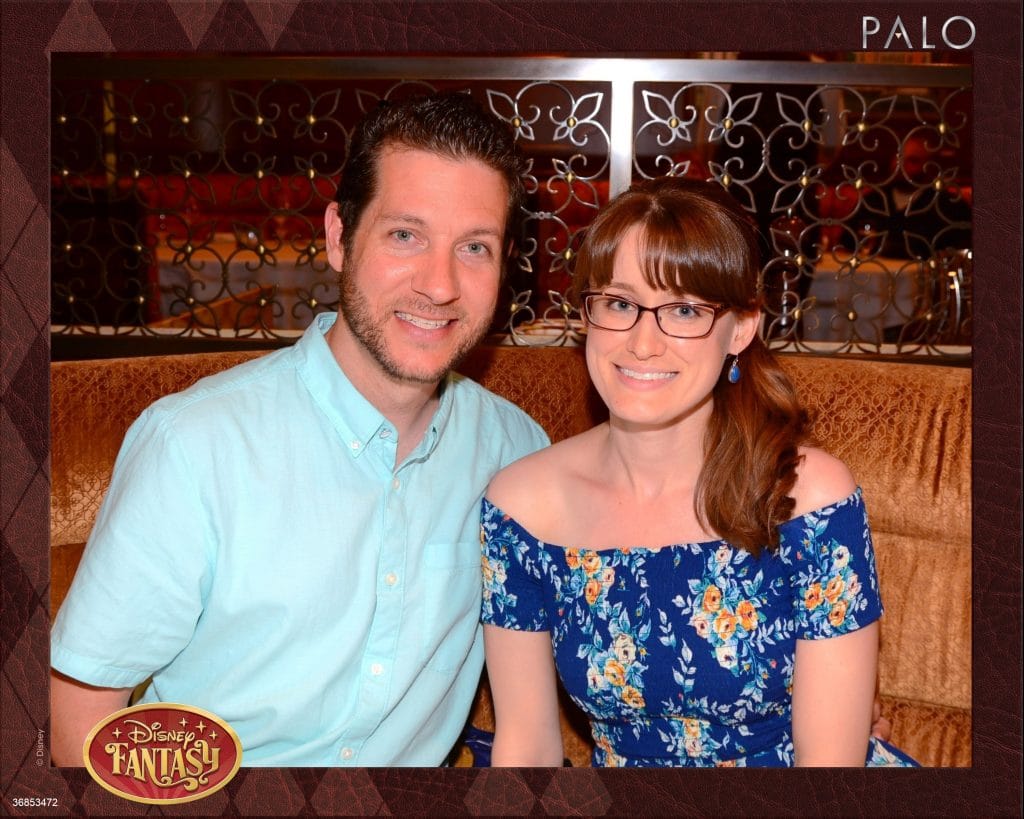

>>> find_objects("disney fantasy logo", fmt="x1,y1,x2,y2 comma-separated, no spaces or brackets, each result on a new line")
106,718,219,786
84,704,241,805
862,15,975,50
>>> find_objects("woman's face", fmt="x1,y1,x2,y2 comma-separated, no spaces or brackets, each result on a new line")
584,224,759,432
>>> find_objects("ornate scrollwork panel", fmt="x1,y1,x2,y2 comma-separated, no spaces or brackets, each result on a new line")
51,57,970,359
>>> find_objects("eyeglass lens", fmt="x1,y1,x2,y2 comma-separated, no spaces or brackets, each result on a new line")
584,295,716,338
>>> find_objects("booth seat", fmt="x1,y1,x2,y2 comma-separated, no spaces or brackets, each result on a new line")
50,345,971,767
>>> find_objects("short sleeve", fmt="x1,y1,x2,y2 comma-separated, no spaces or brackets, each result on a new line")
787,489,883,640
51,407,213,687
479,498,549,631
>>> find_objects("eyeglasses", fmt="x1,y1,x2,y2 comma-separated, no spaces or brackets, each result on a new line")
579,291,729,339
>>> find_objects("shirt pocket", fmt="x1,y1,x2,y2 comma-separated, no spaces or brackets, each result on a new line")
418,540,482,673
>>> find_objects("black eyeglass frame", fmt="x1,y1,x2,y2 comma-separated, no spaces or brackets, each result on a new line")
579,290,731,339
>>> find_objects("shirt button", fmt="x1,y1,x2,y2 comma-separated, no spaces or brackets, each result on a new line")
370,662,383,676
391,478,401,490
385,572,397,586
379,429,391,439
340,747,354,760
349,440,361,451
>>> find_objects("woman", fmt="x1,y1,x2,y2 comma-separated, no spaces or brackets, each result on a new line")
480,177,918,767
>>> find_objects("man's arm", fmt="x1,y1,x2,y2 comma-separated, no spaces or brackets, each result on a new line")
50,670,133,766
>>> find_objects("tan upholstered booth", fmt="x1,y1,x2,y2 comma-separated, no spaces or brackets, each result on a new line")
50,346,970,767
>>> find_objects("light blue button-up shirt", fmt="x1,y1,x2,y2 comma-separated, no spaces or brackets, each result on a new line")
51,313,548,766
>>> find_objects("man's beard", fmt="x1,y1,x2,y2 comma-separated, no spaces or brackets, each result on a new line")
337,262,492,385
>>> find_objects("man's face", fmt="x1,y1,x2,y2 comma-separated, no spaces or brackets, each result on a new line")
326,146,508,386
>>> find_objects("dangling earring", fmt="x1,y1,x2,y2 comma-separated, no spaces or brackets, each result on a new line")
727,355,741,384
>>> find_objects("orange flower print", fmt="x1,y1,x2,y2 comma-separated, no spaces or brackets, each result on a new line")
582,550,602,576
714,544,732,564
595,733,623,766
682,717,702,738
621,685,645,709
564,547,581,570
603,658,627,687
713,610,738,642
828,598,849,627
690,612,712,639
846,572,861,598
825,575,845,603
600,567,616,588
684,736,703,757
480,554,493,584
702,584,723,613
479,525,486,546
805,583,824,610
585,578,602,606
736,600,759,632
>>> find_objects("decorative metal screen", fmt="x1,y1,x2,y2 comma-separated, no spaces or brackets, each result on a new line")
51,55,971,358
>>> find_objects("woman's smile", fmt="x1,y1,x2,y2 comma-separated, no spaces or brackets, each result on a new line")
615,365,677,383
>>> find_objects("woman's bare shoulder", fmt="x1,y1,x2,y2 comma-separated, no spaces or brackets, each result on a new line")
790,445,858,517
486,426,602,519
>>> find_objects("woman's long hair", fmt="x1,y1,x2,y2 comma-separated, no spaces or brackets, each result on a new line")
571,177,809,556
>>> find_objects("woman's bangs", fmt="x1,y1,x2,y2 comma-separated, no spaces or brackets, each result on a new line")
638,215,750,305
572,179,760,309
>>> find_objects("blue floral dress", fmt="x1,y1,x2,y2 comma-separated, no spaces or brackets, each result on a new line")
480,488,918,767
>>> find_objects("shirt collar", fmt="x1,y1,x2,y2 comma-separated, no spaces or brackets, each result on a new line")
296,312,455,462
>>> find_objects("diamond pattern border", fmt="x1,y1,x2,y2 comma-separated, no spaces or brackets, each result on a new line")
1,1,1020,815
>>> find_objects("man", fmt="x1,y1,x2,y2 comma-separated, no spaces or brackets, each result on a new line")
50,92,549,766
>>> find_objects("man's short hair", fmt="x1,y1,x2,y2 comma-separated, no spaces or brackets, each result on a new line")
335,91,527,264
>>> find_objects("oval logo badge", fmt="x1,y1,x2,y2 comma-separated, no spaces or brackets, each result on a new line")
83,703,242,805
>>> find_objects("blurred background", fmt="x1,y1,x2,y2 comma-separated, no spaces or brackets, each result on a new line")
51,51,971,360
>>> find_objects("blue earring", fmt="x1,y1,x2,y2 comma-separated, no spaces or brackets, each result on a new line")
727,356,741,384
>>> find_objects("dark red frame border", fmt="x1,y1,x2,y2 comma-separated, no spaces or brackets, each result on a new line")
1,2,1019,815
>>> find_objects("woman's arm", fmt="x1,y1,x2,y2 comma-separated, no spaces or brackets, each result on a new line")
484,625,564,766
791,621,879,766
